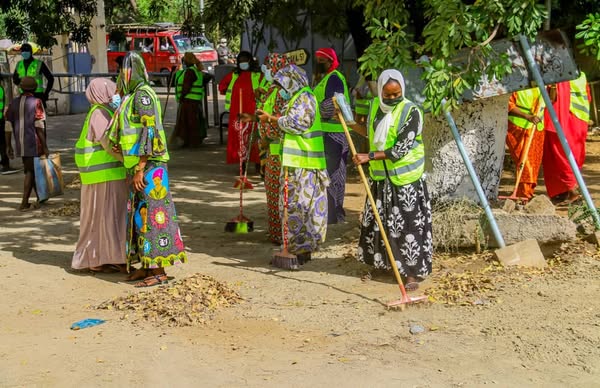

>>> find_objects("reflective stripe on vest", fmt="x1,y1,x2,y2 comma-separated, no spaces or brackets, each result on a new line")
312,70,350,132
17,59,44,93
174,69,185,101
507,88,545,130
260,89,282,157
224,72,261,111
281,87,326,169
354,95,371,116
113,85,169,169
368,98,425,186
570,72,590,122
74,104,126,184
0,86,4,119
178,68,205,101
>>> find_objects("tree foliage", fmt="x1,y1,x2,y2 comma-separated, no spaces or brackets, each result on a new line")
575,13,600,61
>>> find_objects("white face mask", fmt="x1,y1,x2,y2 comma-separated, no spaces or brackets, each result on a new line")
261,64,273,82
239,62,250,71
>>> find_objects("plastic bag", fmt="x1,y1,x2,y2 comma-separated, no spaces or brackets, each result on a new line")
34,153,64,202
333,92,356,125
71,318,106,330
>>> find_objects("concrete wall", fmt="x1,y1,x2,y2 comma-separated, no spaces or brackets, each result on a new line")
424,95,510,203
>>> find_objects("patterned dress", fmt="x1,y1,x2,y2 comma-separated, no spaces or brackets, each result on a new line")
357,108,433,279
121,87,187,269
275,66,329,256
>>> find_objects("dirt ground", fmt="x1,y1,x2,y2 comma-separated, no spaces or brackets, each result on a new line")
1,97,600,387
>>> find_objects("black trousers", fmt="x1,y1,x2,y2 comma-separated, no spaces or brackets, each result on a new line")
0,119,9,168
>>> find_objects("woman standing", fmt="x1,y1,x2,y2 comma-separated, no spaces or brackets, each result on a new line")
72,78,128,273
348,69,432,290
219,51,262,170
109,52,187,287
257,64,329,265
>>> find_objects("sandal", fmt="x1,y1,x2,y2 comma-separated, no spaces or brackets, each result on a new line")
18,202,40,212
134,274,168,288
126,268,149,281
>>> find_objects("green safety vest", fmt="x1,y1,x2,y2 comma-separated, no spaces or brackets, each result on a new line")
281,87,326,169
312,69,350,133
355,91,373,116
174,69,185,102
177,67,205,101
224,72,261,111
569,72,590,122
258,89,280,155
367,98,425,186
16,59,45,93
0,85,4,120
507,88,545,131
75,105,126,185
111,85,169,169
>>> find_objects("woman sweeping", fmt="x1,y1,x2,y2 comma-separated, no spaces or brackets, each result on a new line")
109,52,187,287
256,64,329,265
72,78,128,273
347,69,432,290
219,51,262,172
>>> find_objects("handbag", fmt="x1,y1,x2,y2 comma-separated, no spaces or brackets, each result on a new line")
34,153,65,202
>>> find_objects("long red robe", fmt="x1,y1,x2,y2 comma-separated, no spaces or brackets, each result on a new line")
542,81,591,198
219,71,261,165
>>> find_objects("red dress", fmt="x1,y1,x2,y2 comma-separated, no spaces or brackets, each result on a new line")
219,71,261,165
542,81,591,198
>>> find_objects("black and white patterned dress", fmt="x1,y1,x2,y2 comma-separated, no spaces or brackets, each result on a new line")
357,107,433,279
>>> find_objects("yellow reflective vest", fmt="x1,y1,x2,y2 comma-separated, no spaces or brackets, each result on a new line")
281,87,326,169
368,98,425,186
508,88,545,131
75,105,126,184
569,72,590,122
177,67,205,101
224,72,261,111
313,70,350,132
17,59,45,93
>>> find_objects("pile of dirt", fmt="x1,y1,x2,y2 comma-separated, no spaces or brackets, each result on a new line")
97,274,242,326
65,176,81,190
42,200,80,217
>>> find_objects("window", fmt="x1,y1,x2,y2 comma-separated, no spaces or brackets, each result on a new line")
134,37,154,53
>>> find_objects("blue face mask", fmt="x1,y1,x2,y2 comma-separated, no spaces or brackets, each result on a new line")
109,94,122,110
239,62,250,71
261,64,273,82
21,52,31,60
279,89,291,101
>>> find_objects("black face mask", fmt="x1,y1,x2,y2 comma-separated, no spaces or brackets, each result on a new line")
382,96,404,106
316,62,328,74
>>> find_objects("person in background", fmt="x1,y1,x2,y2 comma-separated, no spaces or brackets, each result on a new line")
219,51,262,172
13,43,54,111
506,88,546,200
543,72,591,205
347,69,432,291
72,78,128,273
5,77,49,211
256,64,329,266
353,73,375,124
1,76,20,175
217,38,233,65
108,52,187,287
172,52,211,148
312,47,350,224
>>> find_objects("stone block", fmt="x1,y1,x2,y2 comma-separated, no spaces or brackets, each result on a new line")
502,199,516,213
481,210,577,248
494,239,547,268
584,231,600,246
524,195,555,215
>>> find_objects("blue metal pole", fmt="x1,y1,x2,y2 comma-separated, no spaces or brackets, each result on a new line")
442,99,507,248
518,34,600,229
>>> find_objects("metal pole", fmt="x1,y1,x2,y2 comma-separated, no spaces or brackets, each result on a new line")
199,0,205,33
442,99,507,248
518,34,600,229
544,0,551,31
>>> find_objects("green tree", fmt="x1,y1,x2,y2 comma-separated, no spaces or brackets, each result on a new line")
575,12,600,61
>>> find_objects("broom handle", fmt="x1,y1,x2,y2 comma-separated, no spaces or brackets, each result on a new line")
333,97,409,299
511,124,537,196
238,89,244,217
282,167,290,251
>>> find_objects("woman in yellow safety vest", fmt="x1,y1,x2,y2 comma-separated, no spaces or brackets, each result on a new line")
347,69,432,291
108,52,187,287
172,52,210,147
256,64,329,267
72,78,128,273
218,51,263,171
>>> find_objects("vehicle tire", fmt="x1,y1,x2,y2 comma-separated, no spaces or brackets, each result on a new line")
159,68,171,87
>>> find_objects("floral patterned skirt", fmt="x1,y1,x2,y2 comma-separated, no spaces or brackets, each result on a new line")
126,161,187,269
265,154,282,244
357,177,432,279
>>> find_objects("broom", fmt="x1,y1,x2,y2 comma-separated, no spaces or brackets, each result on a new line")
334,95,428,308
270,166,300,270
225,89,254,233
233,124,255,190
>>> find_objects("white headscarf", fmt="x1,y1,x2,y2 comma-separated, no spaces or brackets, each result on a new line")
373,69,406,151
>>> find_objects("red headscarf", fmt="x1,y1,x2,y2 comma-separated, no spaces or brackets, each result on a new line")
315,48,339,74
